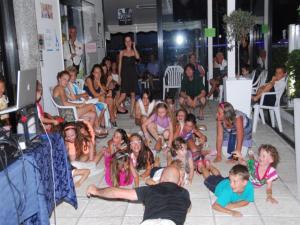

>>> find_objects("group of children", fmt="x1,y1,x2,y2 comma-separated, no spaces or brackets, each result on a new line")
0,70,281,217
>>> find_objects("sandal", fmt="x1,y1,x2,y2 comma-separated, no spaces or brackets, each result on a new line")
95,128,108,138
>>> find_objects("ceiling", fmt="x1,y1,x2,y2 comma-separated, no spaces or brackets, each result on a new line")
102,0,173,27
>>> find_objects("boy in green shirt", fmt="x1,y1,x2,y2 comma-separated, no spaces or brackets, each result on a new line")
199,164,254,217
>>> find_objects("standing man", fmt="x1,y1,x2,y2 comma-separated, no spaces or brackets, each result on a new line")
63,26,83,72
86,166,191,225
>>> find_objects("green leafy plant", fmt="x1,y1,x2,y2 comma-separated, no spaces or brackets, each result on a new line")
287,49,300,98
223,9,256,74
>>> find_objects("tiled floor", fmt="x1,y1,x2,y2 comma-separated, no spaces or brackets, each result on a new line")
51,101,300,225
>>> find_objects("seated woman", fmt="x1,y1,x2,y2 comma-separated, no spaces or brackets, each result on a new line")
215,102,252,162
62,121,102,165
84,64,117,127
66,66,107,129
52,70,98,128
134,90,155,126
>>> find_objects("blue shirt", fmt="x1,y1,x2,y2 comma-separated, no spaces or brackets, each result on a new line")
214,178,254,207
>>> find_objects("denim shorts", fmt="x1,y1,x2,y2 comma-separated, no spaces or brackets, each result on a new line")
204,175,226,193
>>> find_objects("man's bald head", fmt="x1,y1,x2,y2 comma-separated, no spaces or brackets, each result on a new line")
159,166,180,185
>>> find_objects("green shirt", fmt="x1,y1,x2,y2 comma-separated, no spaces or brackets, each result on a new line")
181,74,205,98
215,178,254,207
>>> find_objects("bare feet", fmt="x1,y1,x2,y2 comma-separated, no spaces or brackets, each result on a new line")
213,155,222,163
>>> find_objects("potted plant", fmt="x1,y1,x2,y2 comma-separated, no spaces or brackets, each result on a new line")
223,9,256,75
287,49,300,102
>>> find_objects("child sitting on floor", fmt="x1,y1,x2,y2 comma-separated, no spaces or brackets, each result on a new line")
199,164,254,217
105,128,129,155
234,144,279,203
173,108,187,134
167,137,194,185
62,121,102,165
105,150,138,187
142,102,174,149
129,133,155,180
174,113,208,164
0,79,9,126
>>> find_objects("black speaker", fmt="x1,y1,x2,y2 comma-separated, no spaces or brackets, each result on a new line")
0,130,21,171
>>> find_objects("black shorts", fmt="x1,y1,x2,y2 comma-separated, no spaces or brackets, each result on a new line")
204,175,226,193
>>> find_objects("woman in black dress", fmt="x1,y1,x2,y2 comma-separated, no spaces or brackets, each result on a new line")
116,35,140,116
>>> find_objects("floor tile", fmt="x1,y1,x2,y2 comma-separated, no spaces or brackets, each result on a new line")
125,203,145,216
255,197,300,216
215,216,263,225
50,218,78,225
82,199,128,217
189,198,213,216
262,216,300,225
122,216,143,225
77,217,123,225
52,198,89,218
184,216,214,225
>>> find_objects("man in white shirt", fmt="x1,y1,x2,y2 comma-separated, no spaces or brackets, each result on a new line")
63,26,83,71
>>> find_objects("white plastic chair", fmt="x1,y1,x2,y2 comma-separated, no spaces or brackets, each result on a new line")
218,85,224,103
252,77,287,133
252,70,268,94
49,87,79,121
162,66,184,100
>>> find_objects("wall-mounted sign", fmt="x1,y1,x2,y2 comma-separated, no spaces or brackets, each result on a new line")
204,28,216,38
118,8,132,25
262,24,269,34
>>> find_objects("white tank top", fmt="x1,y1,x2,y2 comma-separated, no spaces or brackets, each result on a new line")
138,99,155,117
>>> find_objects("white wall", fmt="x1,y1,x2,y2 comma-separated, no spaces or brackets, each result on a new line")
35,0,64,115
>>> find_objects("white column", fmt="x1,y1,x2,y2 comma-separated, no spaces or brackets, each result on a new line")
207,0,213,91
264,0,269,70
227,0,236,78
294,99,300,199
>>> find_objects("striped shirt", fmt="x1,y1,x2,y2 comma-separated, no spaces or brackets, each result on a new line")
247,159,278,187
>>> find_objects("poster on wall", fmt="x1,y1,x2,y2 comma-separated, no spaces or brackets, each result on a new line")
118,8,133,25
35,0,64,115
41,3,53,19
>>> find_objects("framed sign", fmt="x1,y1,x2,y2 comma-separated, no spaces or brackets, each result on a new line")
118,8,132,25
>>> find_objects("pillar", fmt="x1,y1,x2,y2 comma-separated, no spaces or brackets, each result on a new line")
227,0,236,78
264,0,269,70
12,0,41,80
295,99,300,199
207,0,213,92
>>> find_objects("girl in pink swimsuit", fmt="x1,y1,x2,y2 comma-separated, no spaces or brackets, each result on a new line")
105,151,138,187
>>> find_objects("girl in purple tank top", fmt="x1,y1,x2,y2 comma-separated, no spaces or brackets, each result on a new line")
142,103,174,150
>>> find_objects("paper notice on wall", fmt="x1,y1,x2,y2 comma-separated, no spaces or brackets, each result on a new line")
85,42,97,53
